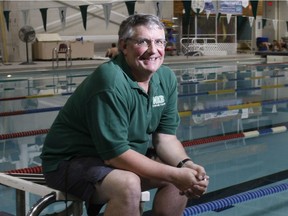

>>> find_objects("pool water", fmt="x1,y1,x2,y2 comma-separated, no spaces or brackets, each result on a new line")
1,61,288,215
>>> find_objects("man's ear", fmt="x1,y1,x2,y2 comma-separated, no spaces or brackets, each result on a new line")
119,39,127,54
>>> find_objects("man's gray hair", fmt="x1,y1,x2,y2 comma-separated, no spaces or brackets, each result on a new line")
118,14,165,41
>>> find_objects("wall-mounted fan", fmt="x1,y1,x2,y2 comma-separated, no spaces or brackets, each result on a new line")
19,25,36,65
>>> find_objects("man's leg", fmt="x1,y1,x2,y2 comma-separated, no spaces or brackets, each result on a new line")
152,183,187,216
92,169,143,216
143,149,188,216
141,178,187,216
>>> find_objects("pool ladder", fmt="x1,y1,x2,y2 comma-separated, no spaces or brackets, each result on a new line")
52,43,72,69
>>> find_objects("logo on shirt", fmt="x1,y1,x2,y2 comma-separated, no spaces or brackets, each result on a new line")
152,95,166,107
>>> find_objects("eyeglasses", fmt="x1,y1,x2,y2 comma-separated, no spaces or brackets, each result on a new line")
127,38,167,48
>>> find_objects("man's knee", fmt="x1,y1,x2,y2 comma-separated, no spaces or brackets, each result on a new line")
118,172,142,200
103,170,142,202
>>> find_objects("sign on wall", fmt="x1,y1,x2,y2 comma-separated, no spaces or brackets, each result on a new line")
219,0,243,15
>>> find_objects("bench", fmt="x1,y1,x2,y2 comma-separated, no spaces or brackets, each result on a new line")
0,167,150,216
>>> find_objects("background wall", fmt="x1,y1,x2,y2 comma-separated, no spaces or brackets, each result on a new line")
2,1,288,62
262,1,288,43
0,0,174,62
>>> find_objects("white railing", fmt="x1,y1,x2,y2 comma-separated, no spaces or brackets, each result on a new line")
180,37,227,56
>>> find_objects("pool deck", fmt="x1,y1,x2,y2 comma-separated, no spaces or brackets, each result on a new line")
0,53,263,75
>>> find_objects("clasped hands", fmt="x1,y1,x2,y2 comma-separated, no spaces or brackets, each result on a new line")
179,175,209,198
179,164,209,199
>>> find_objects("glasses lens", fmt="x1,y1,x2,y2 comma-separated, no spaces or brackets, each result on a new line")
155,39,167,47
128,38,166,48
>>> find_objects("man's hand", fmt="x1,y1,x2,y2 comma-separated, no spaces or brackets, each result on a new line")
174,161,209,199
183,161,207,181
179,175,209,198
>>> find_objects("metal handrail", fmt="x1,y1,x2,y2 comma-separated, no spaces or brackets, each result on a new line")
52,44,72,69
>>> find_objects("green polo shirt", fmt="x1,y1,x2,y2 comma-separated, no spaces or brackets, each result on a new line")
41,53,180,173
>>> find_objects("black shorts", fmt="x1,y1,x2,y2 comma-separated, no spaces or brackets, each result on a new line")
44,156,114,203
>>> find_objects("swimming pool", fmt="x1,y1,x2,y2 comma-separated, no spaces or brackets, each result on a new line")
1,60,288,215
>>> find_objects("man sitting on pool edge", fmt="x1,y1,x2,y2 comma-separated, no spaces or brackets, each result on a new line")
41,13,209,216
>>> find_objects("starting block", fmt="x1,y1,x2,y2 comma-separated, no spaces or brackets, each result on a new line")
0,168,150,216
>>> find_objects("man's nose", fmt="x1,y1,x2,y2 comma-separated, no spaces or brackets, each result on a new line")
147,41,158,52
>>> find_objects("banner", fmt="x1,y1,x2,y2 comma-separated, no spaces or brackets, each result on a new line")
22,9,29,25
58,7,67,29
262,18,267,28
217,12,222,22
182,0,191,29
102,3,112,28
192,0,205,15
242,0,249,8
272,19,277,31
249,16,254,27
125,1,136,15
154,1,163,18
3,10,10,31
250,0,258,18
79,5,89,30
39,8,48,31
206,10,211,19
226,13,232,24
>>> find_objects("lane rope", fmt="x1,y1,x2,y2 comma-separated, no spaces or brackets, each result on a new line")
183,183,288,216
